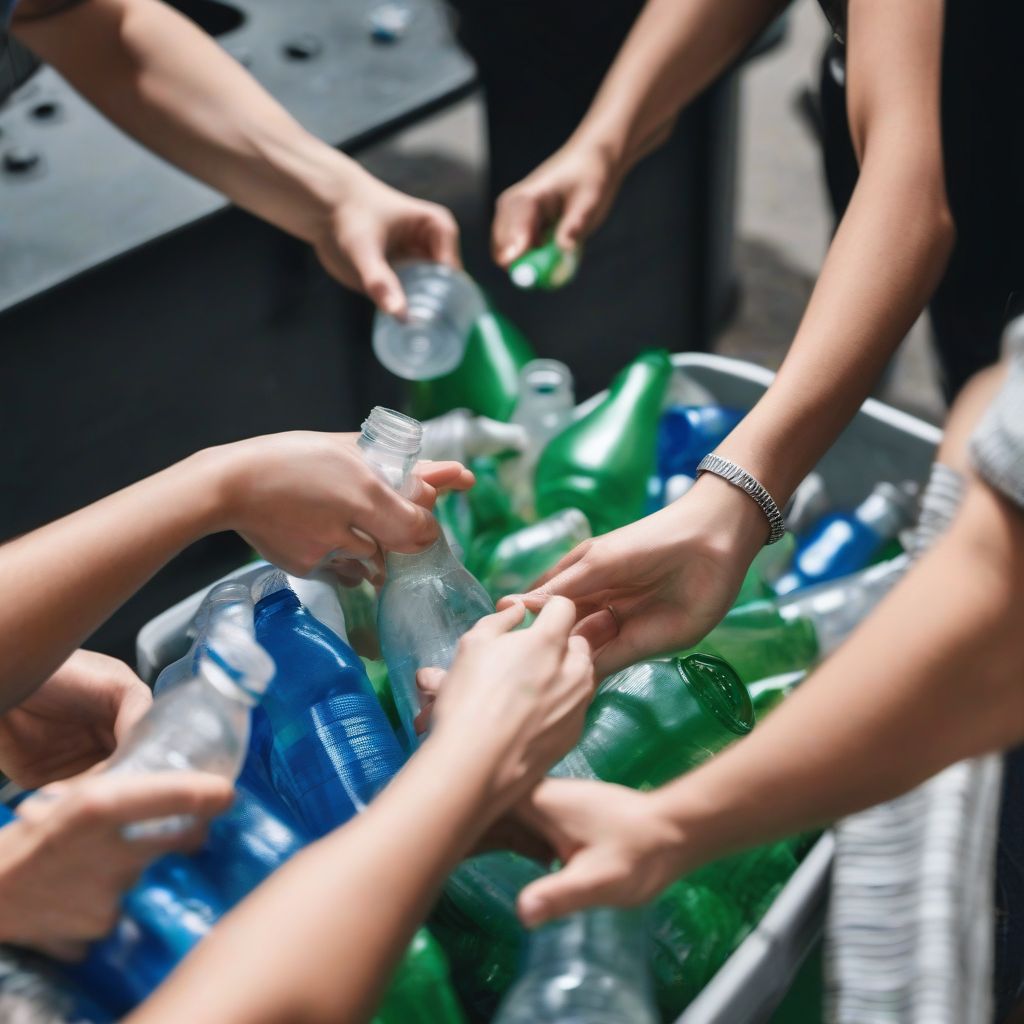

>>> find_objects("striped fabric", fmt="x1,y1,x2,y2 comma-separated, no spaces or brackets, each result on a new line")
825,462,1003,1023
971,315,1024,511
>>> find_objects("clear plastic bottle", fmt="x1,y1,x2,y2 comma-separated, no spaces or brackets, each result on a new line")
774,481,917,595
361,407,494,746
478,507,591,601
420,408,528,464
786,471,830,537
493,909,658,1024
106,617,274,840
501,359,576,519
372,262,488,381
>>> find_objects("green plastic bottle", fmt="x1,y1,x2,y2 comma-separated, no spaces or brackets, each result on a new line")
373,928,467,1024
551,654,754,789
689,840,801,920
683,599,819,685
465,457,525,574
478,508,591,602
434,490,475,560
508,236,580,291
747,670,805,720
733,532,797,607
534,350,673,534
408,310,535,421
430,853,546,1019
650,881,745,1019
339,580,380,659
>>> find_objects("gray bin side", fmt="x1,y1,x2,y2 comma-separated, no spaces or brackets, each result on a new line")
134,352,942,1024
671,353,940,1024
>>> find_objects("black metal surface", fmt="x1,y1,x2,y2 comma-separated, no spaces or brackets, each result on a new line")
0,0,475,313
0,0,473,661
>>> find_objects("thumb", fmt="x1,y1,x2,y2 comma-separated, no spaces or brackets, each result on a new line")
517,859,605,927
349,240,407,318
493,188,543,267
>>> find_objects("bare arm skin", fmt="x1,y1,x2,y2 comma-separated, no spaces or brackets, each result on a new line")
128,601,594,1024
11,0,459,314
0,433,471,710
506,0,955,677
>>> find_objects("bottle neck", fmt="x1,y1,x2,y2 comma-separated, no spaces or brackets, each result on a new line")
525,909,648,979
675,654,754,736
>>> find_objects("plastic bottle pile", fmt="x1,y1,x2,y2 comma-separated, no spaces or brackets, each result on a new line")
1,290,921,1023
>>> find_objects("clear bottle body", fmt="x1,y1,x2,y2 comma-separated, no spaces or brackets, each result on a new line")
494,908,657,1024
372,262,487,381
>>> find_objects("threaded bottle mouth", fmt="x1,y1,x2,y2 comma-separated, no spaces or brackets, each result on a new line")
674,654,754,735
360,407,423,456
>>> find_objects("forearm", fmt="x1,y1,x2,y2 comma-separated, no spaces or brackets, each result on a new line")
12,0,362,244
656,481,1024,872
129,739,497,1024
716,153,954,503
572,0,783,171
0,451,223,706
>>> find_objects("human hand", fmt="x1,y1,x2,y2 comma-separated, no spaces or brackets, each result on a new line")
491,138,625,267
312,166,460,317
499,475,767,677
0,651,152,790
0,772,233,960
513,778,688,927
429,599,595,811
201,432,473,579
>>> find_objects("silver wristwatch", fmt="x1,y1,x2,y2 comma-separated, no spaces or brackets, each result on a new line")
696,454,786,545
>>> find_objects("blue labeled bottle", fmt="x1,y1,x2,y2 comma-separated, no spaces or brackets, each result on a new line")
254,574,406,837
774,482,916,595
656,405,744,480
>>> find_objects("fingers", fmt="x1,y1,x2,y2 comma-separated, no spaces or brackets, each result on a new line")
76,772,234,827
574,607,619,653
517,856,609,927
493,186,545,267
463,602,526,641
356,496,440,554
416,666,446,699
34,938,90,963
530,595,579,643
112,681,154,745
414,460,475,494
424,206,462,269
554,184,601,252
347,237,407,318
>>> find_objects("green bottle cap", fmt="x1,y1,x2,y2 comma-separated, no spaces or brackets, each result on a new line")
509,238,580,291
674,654,754,736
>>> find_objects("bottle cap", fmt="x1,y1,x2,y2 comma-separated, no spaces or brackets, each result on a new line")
675,654,754,736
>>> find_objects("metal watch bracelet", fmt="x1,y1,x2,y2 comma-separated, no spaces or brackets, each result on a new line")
696,454,786,545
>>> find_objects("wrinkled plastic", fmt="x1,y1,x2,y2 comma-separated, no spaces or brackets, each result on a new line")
494,908,657,1024
255,583,405,837
378,535,493,746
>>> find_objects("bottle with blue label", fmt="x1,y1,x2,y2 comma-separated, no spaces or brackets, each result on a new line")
254,572,406,838
656,405,745,481
774,482,916,595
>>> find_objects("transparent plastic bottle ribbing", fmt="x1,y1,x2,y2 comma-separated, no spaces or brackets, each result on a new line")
493,908,658,1024
106,618,274,840
372,262,488,381
360,406,494,747
420,408,528,464
501,359,575,519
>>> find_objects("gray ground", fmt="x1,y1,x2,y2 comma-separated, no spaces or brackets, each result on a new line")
361,0,946,425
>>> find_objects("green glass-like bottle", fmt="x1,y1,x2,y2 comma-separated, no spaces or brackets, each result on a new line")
650,881,745,1019
408,310,535,421
430,853,546,1019
732,532,797,607
747,670,805,720
551,654,754,789
689,840,801,920
359,656,403,739
465,457,525,574
339,580,380,659
373,928,467,1024
535,350,673,534
683,599,819,685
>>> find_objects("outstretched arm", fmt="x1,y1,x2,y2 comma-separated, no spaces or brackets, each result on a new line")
128,601,594,1024
0,433,471,709
514,472,1024,923
509,0,955,677
11,0,458,314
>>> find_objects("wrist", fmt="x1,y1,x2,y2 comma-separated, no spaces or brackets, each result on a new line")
178,445,247,538
662,473,772,559
645,783,725,880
